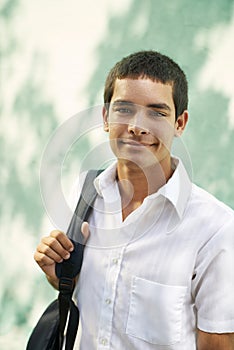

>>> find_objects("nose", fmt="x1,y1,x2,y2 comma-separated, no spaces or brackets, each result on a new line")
128,111,149,135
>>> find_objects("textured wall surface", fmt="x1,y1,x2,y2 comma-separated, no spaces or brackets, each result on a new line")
1,0,234,348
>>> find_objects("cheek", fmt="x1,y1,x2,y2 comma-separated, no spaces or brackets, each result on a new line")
151,121,175,147
108,123,125,137
108,125,122,150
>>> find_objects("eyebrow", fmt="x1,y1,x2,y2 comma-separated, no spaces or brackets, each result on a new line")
112,100,171,111
147,103,171,111
112,100,134,106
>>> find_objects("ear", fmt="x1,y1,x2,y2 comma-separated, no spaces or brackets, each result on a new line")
174,110,189,137
102,106,109,132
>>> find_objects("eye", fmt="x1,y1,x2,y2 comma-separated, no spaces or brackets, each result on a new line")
148,109,167,118
113,106,134,115
116,108,132,113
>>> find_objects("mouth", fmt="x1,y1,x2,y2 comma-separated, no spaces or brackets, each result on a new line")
120,139,157,147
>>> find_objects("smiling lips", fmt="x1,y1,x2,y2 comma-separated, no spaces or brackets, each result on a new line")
120,139,157,147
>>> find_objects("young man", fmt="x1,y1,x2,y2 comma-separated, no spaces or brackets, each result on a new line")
35,51,234,349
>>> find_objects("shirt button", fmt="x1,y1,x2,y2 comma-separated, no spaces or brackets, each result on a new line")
105,298,111,305
100,338,108,346
112,258,118,264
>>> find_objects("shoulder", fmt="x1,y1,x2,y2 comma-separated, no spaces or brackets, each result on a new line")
184,184,234,248
190,183,234,219
185,184,234,252
68,171,89,211
68,169,104,211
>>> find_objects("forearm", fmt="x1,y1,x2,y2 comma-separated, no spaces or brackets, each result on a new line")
46,275,59,290
197,329,234,350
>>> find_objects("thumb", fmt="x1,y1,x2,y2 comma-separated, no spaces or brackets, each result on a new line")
81,221,90,243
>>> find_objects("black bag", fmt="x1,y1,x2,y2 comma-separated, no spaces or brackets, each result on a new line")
26,170,102,350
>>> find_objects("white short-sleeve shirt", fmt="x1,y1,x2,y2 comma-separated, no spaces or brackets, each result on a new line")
71,158,234,350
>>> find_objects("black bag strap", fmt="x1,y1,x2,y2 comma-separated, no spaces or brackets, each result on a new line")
57,169,103,350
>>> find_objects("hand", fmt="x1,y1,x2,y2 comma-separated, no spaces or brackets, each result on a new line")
34,230,74,287
34,223,90,289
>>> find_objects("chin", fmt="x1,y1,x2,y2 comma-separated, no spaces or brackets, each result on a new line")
120,154,161,169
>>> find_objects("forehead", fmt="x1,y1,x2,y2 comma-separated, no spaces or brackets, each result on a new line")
111,78,174,108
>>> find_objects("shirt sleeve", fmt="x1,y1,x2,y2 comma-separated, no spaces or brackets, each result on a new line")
192,218,234,333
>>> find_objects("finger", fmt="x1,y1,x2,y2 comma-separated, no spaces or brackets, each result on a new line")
34,251,58,281
34,250,60,267
81,222,90,243
50,230,74,252
37,241,66,262
40,236,72,260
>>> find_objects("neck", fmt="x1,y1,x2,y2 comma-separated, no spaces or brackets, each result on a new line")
117,157,173,206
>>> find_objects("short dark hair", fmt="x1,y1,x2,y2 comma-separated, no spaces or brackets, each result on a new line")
104,50,188,119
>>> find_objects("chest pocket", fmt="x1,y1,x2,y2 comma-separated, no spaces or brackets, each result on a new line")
126,276,187,346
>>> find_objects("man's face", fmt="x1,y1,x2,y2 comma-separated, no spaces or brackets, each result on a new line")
103,78,188,170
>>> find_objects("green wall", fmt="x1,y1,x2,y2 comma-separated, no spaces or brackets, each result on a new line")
1,0,234,348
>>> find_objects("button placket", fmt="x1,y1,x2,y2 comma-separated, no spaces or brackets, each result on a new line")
97,248,124,349
112,258,119,265
100,337,108,346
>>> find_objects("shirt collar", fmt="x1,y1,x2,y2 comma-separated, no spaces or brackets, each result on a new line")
156,157,192,219
94,157,192,219
94,161,118,197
